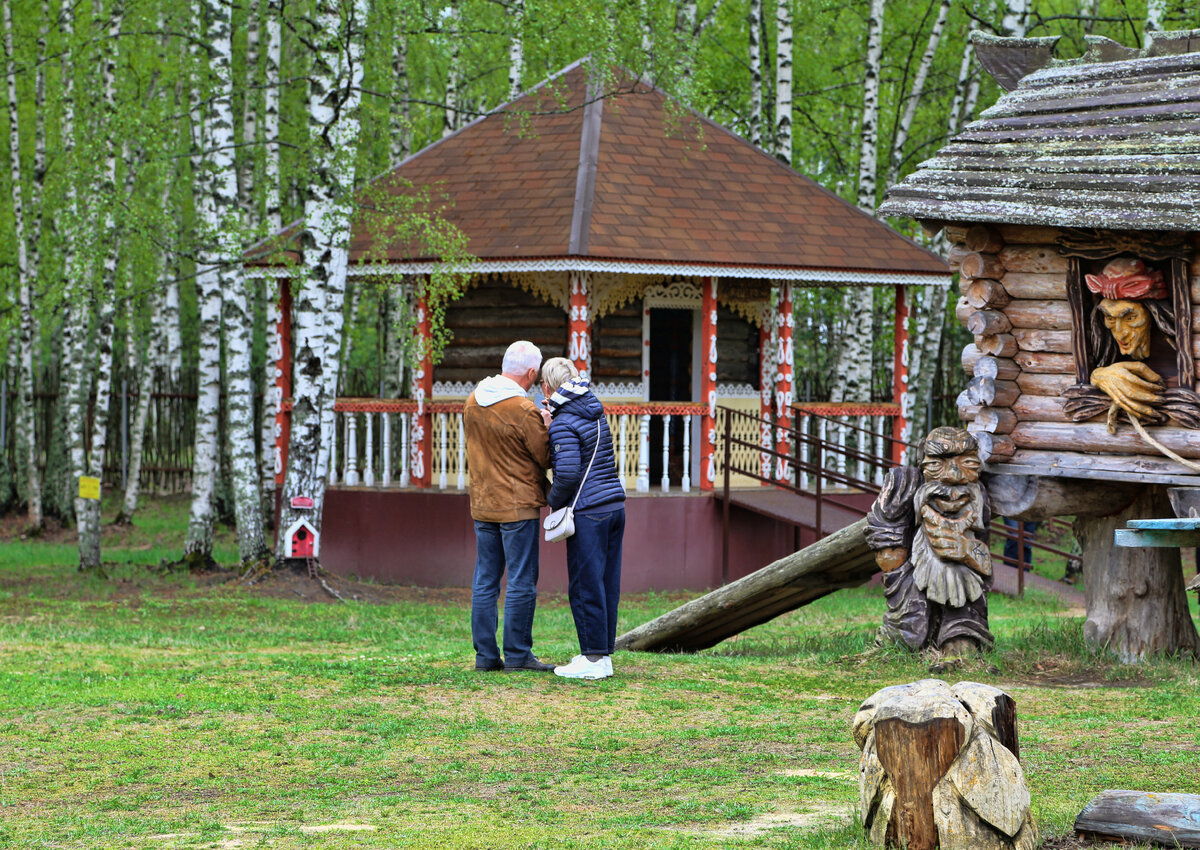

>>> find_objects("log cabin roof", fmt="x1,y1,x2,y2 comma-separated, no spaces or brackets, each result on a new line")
249,60,948,285
879,31,1200,233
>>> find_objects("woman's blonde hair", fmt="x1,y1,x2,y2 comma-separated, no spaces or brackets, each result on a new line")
540,357,579,394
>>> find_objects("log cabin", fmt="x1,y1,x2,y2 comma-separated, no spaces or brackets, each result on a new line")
249,59,950,592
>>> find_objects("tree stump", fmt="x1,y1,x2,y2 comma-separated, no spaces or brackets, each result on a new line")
853,680,1036,850
1073,484,1200,662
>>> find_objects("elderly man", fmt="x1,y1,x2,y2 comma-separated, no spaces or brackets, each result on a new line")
864,426,994,655
464,340,555,672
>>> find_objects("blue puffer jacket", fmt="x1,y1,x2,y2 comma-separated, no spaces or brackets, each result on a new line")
546,379,626,515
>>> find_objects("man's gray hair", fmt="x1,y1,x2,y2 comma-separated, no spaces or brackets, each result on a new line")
502,340,543,375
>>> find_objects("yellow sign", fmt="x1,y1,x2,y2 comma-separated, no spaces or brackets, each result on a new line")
78,476,101,501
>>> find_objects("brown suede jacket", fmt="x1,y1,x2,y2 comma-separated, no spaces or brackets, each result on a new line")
463,389,551,522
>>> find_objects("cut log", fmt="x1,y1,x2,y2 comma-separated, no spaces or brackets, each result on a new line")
996,224,1062,244
1190,276,1200,302
955,297,972,325
1074,486,1200,661
984,473,1139,520
1012,351,1074,374
1011,421,1200,459
944,224,968,245
965,279,1011,310
996,245,1069,274
1000,272,1067,300
1004,300,1072,330
962,344,982,375
975,356,1020,381
614,518,875,653
1016,372,1074,396
1074,790,1200,849
1011,394,1068,422
960,252,1004,280
975,432,1016,462
965,224,1004,254
1013,328,1072,354
876,716,965,850
978,334,1019,358
946,244,970,271
957,377,1018,408
975,407,1017,434
967,309,1012,336
958,403,981,421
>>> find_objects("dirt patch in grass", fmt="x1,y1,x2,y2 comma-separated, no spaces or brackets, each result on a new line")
244,568,473,606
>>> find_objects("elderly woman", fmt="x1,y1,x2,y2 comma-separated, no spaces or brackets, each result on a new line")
540,357,627,680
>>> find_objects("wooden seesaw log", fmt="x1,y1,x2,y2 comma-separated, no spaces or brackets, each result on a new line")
614,518,875,653
1074,790,1200,848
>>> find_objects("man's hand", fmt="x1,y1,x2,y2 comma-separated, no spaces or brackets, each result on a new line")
875,547,907,573
1091,361,1164,419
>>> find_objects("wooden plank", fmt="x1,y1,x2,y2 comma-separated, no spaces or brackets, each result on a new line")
1127,518,1200,529
1011,421,1200,459
1000,448,1200,483
1074,789,1200,848
1115,528,1200,547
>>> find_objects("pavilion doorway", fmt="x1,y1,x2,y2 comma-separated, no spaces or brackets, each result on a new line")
648,308,697,486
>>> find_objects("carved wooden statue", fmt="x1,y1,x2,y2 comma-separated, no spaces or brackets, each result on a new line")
865,427,993,655
854,679,1037,850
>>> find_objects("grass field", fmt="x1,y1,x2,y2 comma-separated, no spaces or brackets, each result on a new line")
1,498,1198,849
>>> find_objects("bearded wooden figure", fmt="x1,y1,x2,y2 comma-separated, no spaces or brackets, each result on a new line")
864,427,994,654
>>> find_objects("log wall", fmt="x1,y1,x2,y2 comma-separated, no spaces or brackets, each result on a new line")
592,302,642,380
952,224,1200,478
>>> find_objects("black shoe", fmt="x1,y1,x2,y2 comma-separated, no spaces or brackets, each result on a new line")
504,657,555,672
474,661,504,672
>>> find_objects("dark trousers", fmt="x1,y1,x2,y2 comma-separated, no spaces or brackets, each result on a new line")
471,519,539,667
1003,518,1038,570
564,508,625,656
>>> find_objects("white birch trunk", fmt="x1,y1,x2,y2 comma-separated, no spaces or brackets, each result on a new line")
1001,0,1027,37
381,283,406,397
945,16,979,140
508,0,523,99
240,0,260,214
640,0,654,74
116,281,158,525
4,0,40,529
830,0,885,405
886,0,949,186
391,27,411,162
748,0,763,147
78,0,124,571
277,0,368,557
774,0,792,164
1144,0,1166,45
443,1,460,137
264,0,282,232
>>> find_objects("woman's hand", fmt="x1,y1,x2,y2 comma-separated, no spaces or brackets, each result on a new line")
539,406,552,427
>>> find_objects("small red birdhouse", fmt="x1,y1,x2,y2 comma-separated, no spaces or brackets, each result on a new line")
283,519,319,559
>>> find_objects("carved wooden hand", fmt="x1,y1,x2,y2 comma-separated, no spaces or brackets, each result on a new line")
1090,361,1165,420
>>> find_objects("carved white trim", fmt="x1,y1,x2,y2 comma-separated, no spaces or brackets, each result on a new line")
721,296,775,328
589,272,662,320
592,381,645,398
247,260,951,287
433,380,476,398
643,279,703,309
499,270,570,311
716,383,759,398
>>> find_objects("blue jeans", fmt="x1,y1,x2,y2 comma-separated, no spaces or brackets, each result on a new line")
471,519,540,667
565,508,625,656
1003,518,1038,570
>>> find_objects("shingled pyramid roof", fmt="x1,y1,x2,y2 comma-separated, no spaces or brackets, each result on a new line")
880,31,1200,232
255,60,947,285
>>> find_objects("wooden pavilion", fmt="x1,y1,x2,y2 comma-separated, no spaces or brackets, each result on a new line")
253,59,950,592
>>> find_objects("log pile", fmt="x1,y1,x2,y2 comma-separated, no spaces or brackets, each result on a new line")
951,224,1200,481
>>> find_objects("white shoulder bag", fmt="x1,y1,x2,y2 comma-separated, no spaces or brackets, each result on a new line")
543,421,602,543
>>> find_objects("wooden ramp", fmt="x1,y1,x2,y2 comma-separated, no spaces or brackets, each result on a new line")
615,517,875,653
716,488,871,536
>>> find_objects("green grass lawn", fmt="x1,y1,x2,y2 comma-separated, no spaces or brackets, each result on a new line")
0,499,1198,849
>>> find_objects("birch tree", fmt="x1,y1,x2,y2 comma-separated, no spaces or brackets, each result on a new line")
830,0,885,405
748,0,763,147
277,0,369,562
774,0,792,164
4,0,40,530
508,0,524,99
443,1,461,137
1145,0,1167,45
1001,0,1027,37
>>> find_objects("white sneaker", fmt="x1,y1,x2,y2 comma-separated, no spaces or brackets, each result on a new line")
601,656,613,677
554,655,609,680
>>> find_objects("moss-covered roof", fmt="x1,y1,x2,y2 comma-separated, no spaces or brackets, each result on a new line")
879,30,1200,233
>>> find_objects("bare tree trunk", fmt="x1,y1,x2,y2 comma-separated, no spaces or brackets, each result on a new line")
830,0,885,404
240,0,261,214
443,1,460,137
1144,0,1166,45
5,0,41,530
1001,0,1027,37
774,0,792,164
264,0,282,231
78,0,124,572
116,288,158,525
391,23,411,162
1074,486,1200,662
508,0,523,99
886,0,950,185
277,0,368,559
748,0,763,147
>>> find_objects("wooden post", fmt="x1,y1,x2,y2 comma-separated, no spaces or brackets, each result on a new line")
774,282,794,483
892,284,910,466
759,320,773,485
701,275,718,491
568,270,591,380
412,284,433,489
273,276,292,488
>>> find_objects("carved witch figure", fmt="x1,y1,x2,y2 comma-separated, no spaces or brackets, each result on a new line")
865,427,994,654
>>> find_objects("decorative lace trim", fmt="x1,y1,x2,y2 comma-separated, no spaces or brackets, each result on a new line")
716,383,759,398
592,381,644,398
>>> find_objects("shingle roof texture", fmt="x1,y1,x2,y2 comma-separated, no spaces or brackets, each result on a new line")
342,62,946,276
879,42,1200,231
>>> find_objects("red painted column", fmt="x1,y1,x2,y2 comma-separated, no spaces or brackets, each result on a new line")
568,270,591,380
700,276,718,491
774,283,795,482
412,287,433,489
892,284,910,466
758,320,773,486
273,277,292,488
